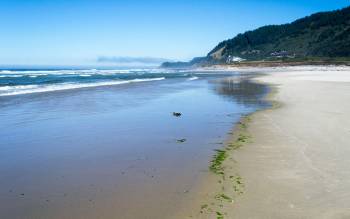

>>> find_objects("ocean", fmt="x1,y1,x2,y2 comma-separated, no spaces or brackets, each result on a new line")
0,68,233,96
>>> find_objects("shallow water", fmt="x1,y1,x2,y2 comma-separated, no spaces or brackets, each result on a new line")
0,71,268,219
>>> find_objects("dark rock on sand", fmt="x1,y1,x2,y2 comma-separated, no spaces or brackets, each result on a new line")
173,112,182,117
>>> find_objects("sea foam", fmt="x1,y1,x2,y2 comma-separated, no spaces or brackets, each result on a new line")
0,77,165,96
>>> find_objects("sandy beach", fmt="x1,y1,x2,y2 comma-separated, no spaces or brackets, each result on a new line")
1,66,350,219
196,66,350,219
235,66,350,218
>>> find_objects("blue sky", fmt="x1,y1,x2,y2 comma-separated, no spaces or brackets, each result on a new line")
0,0,349,66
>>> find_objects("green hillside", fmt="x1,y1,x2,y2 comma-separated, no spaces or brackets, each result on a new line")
208,6,350,62
162,6,350,68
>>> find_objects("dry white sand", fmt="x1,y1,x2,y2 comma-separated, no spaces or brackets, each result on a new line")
173,66,350,219
228,66,350,218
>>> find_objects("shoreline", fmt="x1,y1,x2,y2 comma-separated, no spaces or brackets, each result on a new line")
226,66,350,218
178,65,350,218
215,60,350,68
227,67,350,218
172,74,275,219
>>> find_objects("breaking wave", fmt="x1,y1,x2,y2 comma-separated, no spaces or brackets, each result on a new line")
0,77,165,96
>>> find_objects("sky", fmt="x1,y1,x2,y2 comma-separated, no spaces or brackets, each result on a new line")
0,0,349,66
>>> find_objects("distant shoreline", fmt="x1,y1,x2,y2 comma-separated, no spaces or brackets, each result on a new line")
162,59,350,69
216,59,350,67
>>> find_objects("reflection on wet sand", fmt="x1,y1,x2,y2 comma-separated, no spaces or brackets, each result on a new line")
211,76,269,106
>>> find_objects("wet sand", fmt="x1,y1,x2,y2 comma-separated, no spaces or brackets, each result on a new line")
219,66,350,218
0,74,267,219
